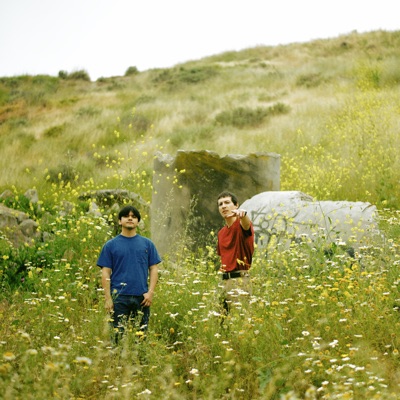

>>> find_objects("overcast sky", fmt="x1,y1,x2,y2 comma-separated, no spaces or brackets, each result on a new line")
0,0,398,80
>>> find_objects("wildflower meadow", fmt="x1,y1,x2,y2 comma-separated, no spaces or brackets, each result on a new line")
1,30,400,399
1,130,399,399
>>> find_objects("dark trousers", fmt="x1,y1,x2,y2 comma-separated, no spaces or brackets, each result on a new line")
111,295,150,344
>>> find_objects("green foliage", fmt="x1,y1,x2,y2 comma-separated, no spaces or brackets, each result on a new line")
58,70,68,79
43,123,67,138
154,65,219,88
215,102,290,128
59,97,79,106
0,198,110,293
296,72,324,88
268,101,291,115
59,69,91,81
46,164,79,184
0,86,10,106
177,66,218,83
0,75,59,109
124,66,139,76
215,107,268,128
1,192,40,217
0,244,52,291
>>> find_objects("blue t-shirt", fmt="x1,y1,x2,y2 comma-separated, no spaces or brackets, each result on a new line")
97,234,161,296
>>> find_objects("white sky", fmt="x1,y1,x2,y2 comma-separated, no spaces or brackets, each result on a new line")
0,0,398,81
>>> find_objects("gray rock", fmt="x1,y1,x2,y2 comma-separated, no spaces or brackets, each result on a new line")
241,191,380,251
0,190,14,201
88,201,102,217
19,219,39,238
24,188,39,204
0,204,28,227
0,204,38,246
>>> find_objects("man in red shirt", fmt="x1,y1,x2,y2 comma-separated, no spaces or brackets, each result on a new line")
217,191,254,313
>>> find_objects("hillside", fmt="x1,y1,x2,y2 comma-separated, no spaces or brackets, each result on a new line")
1,29,399,208
1,30,400,399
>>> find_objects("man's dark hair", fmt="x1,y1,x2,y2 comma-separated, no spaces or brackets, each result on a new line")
217,191,238,206
118,205,141,222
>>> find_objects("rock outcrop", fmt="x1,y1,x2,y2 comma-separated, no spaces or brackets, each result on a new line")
0,203,39,246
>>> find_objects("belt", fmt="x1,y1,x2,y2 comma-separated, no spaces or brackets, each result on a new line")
222,271,245,280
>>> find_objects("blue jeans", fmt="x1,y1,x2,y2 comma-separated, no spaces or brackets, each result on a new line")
111,295,150,344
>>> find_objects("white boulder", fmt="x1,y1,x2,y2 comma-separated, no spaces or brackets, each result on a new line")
241,191,380,251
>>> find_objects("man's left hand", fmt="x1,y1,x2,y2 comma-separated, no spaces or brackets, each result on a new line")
141,292,153,307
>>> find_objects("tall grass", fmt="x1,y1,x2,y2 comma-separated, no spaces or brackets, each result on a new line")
1,208,399,398
280,70,399,207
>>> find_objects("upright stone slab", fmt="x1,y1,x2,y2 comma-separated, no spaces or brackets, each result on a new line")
151,150,280,255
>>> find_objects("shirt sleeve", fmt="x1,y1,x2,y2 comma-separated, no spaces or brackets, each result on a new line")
97,242,112,269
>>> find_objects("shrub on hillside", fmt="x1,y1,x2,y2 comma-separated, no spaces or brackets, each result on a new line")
125,66,139,76
215,107,268,128
153,66,219,87
296,72,324,88
268,102,291,115
177,66,218,83
76,106,101,117
58,70,68,79
58,69,91,82
46,164,79,184
215,102,290,128
43,123,66,138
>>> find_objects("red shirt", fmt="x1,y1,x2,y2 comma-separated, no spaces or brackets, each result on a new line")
217,218,254,272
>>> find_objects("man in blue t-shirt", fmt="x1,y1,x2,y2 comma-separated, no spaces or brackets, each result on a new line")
97,205,161,344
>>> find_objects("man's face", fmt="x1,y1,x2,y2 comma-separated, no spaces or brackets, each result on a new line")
218,196,238,218
119,211,139,230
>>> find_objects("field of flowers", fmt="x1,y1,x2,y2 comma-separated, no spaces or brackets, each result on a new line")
0,168,399,399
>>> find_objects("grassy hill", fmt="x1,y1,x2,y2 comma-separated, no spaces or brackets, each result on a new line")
1,29,399,208
1,30,400,399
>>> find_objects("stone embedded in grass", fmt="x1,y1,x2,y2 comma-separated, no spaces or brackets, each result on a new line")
241,190,380,251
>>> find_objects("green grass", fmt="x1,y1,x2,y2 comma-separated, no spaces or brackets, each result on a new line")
1,213,399,398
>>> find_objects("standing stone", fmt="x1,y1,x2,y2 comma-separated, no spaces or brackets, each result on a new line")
151,150,280,255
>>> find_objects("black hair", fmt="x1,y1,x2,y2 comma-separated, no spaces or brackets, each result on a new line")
118,205,141,222
217,191,238,206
